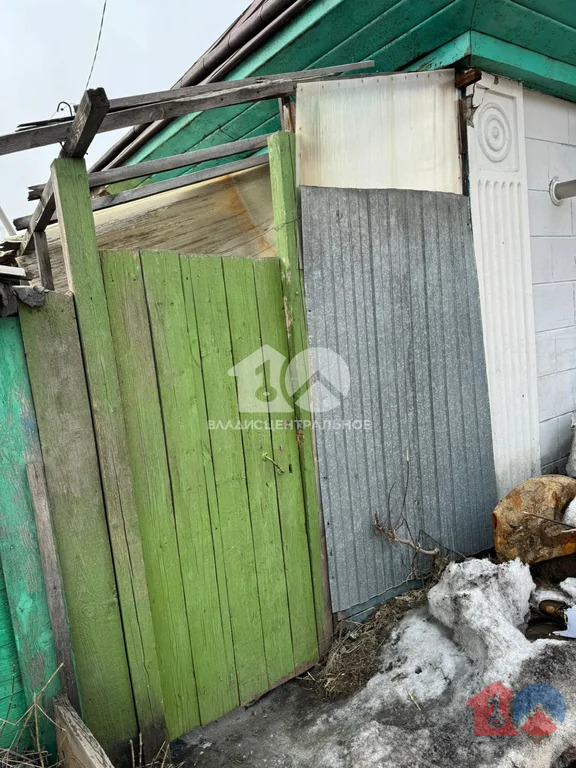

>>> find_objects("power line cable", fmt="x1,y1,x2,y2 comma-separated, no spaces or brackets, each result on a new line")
84,0,108,92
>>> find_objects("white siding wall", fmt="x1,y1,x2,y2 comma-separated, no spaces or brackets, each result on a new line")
525,89,576,473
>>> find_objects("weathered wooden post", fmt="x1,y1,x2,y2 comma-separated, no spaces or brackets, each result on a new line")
50,155,166,757
267,131,333,651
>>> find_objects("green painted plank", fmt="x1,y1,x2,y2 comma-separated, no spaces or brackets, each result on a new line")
0,561,28,748
141,251,238,724
470,31,576,102
267,133,332,650
222,257,294,683
19,294,137,762
101,251,199,740
50,157,166,756
252,258,318,666
512,0,576,29
0,319,60,753
473,0,576,67
406,32,471,72
184,255,268,703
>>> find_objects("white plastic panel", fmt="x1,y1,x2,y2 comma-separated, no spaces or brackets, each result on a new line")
296,70,461,193
468,74,541,498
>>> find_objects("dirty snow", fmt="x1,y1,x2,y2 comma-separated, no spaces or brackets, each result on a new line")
178,559,576,768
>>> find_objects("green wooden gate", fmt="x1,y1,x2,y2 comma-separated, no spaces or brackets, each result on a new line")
21,250,323,746
101,249,319,733
19,135,328,756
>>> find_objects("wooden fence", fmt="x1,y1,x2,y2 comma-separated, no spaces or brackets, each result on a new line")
5,133,330,761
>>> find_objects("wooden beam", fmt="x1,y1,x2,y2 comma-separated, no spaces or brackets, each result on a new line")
55,695,116,768
51,156,166,757
17,90,110,260
26,462,80,714
17,154,268,230
28,133,271,200
267,132,333,653
102,61,374,111
455,68,482,89
61,88,110,158
33,230,54,289
2,62,374,157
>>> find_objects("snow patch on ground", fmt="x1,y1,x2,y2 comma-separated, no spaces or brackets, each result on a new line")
179,558,576,768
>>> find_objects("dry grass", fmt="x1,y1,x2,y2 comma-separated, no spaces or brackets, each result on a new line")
315,588,429,699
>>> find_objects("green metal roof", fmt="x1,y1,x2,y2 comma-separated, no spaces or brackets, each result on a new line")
113,0,576,189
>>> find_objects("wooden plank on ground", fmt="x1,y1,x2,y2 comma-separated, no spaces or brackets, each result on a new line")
141,251,238,724
55,695,115,768
19,293,137,763
268,132,333,650
0,318,60,753
101,250,199,739
253,258,319,666
50,157,166,756
185,255,268,703
25,461,80,713
222,257,294,683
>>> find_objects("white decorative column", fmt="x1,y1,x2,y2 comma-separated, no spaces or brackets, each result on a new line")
468,74,540,498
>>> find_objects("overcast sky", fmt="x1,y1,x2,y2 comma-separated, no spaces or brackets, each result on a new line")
0,0,248,234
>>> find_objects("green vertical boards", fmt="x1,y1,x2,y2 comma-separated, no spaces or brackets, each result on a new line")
140,251,237,725
0,318,60,751
19,294,137,761
101,252,199,738
51,157,165,756
98,250,319,729
186,255,268,703
222,257,294,684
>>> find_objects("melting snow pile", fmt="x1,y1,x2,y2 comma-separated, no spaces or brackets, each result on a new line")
292,559,576,767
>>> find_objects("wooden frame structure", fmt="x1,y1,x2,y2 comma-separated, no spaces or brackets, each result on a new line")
0,60,367,758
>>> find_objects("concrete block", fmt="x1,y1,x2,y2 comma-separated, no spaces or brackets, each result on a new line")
528,190,572,236
526,139,549,191
551,238,576,281
540,417,559,465
533,282,575,332
538,368,576,421
531,238,553,283
524,90,569,143
558,411,574,459
556,326,576,371
536,330,557,375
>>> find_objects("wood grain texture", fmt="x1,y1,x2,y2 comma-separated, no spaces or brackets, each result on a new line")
0,319,60,752
141,251,238,724
252,258,318,665
0,560,28,747
101,251,199,739
25,462,80,713
19,293,137,762
185,255,268,703
268,132,333,649
222,257,294,683
55,695,115,768
50,157,166,756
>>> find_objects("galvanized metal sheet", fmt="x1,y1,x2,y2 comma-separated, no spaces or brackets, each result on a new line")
302,186,497,612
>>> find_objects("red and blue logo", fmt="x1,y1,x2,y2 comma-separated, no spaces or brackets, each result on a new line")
467,682,565,739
